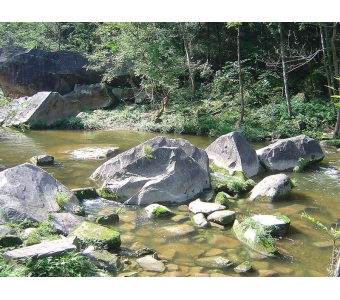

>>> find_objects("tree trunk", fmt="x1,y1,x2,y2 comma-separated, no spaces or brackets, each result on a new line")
320,24,332,97
181,23,195,101
278,22,292,118
331,23,340,137
237,25,244,124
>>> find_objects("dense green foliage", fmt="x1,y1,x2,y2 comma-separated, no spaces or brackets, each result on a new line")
1,22,340,138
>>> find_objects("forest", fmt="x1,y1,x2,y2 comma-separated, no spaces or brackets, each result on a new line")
0,22,340,141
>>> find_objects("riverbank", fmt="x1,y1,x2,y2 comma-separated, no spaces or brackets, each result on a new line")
27,94,336,142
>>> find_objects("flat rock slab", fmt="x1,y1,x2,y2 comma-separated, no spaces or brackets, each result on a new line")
196,256,233,269
69,147,119,160
50,213,84,235
189,199,226,215
136,255,166,272
3,236,77,263
162,224,196,237
207,210,236,225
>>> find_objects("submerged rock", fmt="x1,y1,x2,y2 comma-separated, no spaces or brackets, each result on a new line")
206,131,260,177
136,255,166,273
162,224,196,237
69,147,119,160
256,135,324,171
90,136,210,205
196,256,233,269
234,261,254,273
249,174,292,202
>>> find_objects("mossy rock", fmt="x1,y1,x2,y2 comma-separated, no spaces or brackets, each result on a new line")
71,187,98,201
233,219,281,258
145,204,174,218
214,192,232,208
70,222,121,250
96,213,119,225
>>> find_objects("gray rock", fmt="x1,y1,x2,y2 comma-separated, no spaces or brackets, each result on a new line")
69,147,119,160
256,135,324,171
96,213,119,225
196,256,233,269
3,236,77,264
90,136,210,205
30,154,54,166
0,225,16,236
0,163,82,224
193,213,210,228
145,203,174,218
206,131,260,177
207,210,236,225
136,255,166,272
50,213,84,235
249,174,292,202
189,199,226,215
82,249,122,275
0,47,102,98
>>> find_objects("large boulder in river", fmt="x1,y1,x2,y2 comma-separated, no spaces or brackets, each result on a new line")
205,132,260,177
256,135,324,172
249,174,292,202
90,136,211,206
0,163,82,224
0,47,102,98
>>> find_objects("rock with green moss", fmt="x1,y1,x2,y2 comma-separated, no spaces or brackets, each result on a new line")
212,173,255,196
145,203,174,218
251,214,290,237
96,213,119,225
249,174,292,202
71,187,98,201
233,219,281,258
81,247,122,275
214,192,232,208
30,154,54,166
70,221,121,250
196,256,233,269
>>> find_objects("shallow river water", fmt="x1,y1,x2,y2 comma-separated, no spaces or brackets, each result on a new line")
1,128,340,277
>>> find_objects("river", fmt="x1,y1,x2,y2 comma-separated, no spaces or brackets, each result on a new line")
1,128,340,277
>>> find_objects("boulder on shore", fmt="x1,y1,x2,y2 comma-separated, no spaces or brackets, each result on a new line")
205,131,260,177
0,163,82,224
90,136,211,206
256,135,324,172
0,47,102,98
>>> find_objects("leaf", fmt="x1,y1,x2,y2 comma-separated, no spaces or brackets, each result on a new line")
334,102,340,107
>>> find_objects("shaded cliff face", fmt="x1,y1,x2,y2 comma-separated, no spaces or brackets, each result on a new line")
0,47,103,98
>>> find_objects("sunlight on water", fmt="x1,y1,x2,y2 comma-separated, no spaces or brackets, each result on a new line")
1,128,340,277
